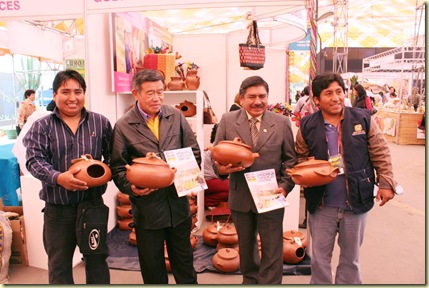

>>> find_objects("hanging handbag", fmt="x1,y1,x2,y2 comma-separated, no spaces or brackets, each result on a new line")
203,91,218,124
76,191,109,255
238,20,266,70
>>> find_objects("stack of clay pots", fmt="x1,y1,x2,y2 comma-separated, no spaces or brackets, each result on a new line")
189,195,198,231
282,230,307,264
116,191,135,245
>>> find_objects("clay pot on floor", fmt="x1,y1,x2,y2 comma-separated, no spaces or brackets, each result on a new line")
129,228,137,246
216,242,239,252
68,154,111,187
209,137,259,168
212,248,240,273
117,218,134,230
116,204,132,219
217,224,238,246
203,223,219,247
117,191,131,205
283,230,306,264
191,215,198,230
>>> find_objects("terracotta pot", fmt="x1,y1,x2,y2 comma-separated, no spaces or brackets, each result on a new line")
125,152,176,189
283,231,306,264
190,234,198,250
286,157,340,187
217,224,238,246
175,100,197,117
189,202,198,215
167,76,185,91
129,228,137,246
116,204,133,219
117,218,134,230
185,69,200,90
216,242,239,252
68,154,111,187
191,215,198,230
212,248,240,273
202,223,219,247
209,137,260,168
283,230,307,248
116,191,131,205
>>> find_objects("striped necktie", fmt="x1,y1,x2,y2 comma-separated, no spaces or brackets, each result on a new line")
249,117,259,148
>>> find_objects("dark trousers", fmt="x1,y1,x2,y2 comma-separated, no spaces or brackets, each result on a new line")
43,203,110,284
134,216,197,284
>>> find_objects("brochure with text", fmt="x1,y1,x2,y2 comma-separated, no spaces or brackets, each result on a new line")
164,147,207,197
244,168,289,213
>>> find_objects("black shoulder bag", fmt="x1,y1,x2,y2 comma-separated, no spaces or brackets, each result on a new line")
76,192,109,255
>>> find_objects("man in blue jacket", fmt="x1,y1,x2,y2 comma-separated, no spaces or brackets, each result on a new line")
294,73,397,284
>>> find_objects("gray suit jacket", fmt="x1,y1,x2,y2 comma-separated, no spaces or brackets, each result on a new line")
214,109,297,213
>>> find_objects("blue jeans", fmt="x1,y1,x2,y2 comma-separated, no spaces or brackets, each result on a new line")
309,207,367,284
43,203,110,284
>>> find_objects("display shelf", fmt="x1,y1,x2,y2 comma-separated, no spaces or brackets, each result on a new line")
163,90,205,230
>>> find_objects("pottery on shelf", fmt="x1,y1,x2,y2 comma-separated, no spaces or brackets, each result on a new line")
167,76,185,91
286,156,340,187
68,154,111,187
125,152,176,189
185,69,200,90
175,100,197,117
209,137,259,168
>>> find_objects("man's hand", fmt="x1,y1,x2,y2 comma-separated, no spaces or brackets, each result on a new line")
57,168,89,191
130,185,158,197
375,188,395,206
214,161,245,175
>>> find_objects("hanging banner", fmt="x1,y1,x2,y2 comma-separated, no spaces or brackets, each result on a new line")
0,0,83,20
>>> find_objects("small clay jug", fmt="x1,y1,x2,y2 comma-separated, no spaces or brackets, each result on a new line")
129,228,137,246
185,69,200,90
116,191,131,205
217,224,238,246
125,152,176,189
116,204,133,219
117,218,134,231
209,137,260,168
212,248,240,273
68,154,111,187
167,76,185,91
286,157,340,187
283,231,306,264
175,100,197,117
202,223,220,247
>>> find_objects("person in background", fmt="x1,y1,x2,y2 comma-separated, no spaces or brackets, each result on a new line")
352,84,368,109
214,75,297,284
110,69,199,284
46,99,56,111
294,73,397,284
229,92,242,111
295,90,301,102
16,89,36,135
203,123,229,209
385,86,396,102
343,88,352,107
22,69,112,284
293,86,311,115
409,87,421,112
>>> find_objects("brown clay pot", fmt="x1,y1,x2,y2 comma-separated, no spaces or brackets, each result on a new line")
175,100,197,117
217,224,238,246
125,152,176,189
191,215,198,230
116,191,131,205
209,137,260,168
286,157,340,187
283,230,307,248
129,228,137,246
68,154,111,187
116,204,133,219
202,223,219,247
216,242,239,252
117,218,134,230
212,248,240,273
190,234,198,250
283,231,306,264
185,69,200,90
167,76,185,91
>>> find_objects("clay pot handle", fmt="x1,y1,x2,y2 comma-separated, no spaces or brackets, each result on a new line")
71,154,93,164
253,153,260,159
171,167,177,174
125,164,131,171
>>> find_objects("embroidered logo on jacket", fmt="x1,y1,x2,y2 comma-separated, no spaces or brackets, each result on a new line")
352,124,366,135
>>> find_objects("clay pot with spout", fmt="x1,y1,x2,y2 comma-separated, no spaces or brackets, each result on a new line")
202,223,219,247
283,230,306,264
283,230,307,248
68,154,111,187
286,157,340,187
125,152,176,189
212,248,240,273
209,137,259,168
175,100,197,117
185,69,200,90
217,224,238,246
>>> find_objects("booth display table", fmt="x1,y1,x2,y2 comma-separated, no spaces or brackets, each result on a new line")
375,109,425,145
0,142,21,205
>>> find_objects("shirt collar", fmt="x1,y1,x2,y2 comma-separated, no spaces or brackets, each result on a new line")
245,110,262,122
136,103,163,121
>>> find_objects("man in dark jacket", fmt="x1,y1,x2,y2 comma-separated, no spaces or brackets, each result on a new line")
293,73,397,284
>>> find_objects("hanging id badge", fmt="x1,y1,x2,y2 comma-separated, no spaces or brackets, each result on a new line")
328,154,344,175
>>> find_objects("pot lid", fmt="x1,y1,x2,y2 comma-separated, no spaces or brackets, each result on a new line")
219,224,237,235
131,152,169,166
217,248,239,260
206,223,220,233
217,137,251,149
293,157,332,169
283,230,305,240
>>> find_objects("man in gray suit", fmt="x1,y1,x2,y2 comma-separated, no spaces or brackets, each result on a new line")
214,76,297,284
